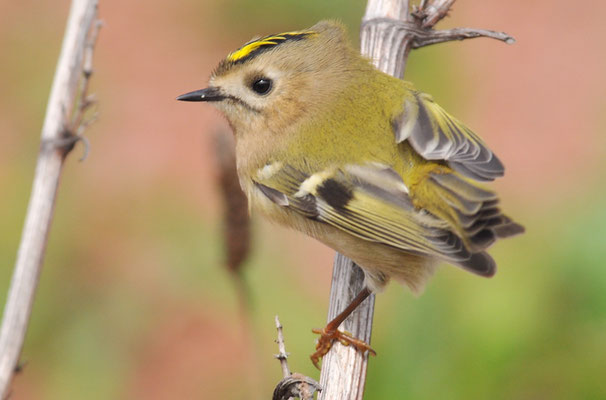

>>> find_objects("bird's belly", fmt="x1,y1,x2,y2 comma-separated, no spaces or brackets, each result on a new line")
248,184,437,293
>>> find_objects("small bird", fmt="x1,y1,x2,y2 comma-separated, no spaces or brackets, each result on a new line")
178,20,524,367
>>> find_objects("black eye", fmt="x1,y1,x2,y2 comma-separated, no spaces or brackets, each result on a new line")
251,78,272,95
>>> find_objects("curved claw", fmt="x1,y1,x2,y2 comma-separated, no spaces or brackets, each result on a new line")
310,327,376,369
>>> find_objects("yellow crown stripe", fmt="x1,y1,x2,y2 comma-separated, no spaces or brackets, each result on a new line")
227,31,316,62
228,41,278,61
263,35,287,41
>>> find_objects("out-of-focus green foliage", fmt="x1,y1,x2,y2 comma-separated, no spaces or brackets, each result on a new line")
216,0,366,39
366,191,606,399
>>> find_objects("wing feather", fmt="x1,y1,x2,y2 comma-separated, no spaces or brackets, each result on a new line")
395,92,504,182
254,163,478,266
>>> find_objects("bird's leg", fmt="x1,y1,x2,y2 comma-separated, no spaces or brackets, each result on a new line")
310,287,376,368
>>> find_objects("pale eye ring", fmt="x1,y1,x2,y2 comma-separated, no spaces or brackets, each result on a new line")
251,78,272,95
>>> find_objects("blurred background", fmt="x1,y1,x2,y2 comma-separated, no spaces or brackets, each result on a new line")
1,0,605,398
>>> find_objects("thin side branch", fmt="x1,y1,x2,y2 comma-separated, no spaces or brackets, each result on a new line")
360,18,514,51
412,27,515,48
0,1,100,398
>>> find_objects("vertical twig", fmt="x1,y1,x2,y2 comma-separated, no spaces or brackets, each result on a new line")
275,316,291,378
0,1,100,398
214,130,251,279
318,1,513,398
272,317,321,400
214,130,252,318
318,255,375,400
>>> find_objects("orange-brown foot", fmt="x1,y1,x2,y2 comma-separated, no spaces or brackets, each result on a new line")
310,327,376,369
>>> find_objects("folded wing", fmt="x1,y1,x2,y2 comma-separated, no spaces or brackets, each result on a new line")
395,92,504,182
254,162,497,276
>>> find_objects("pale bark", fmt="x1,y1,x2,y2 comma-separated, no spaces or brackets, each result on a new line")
0,1,100,398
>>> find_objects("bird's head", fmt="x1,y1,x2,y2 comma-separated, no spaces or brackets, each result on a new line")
177,21,358,134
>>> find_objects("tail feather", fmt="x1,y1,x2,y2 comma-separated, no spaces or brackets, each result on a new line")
493,217,525,238
469,229,496,249
458,251,496,277
416,171,523,277
426,172,523,252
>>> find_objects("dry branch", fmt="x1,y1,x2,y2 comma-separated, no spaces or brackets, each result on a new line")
318,1,513,399
275,315,291,378
214,130,251,277
0,1,100,398
272,316,321,400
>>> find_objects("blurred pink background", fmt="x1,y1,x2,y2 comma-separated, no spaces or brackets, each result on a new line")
1,0,605,398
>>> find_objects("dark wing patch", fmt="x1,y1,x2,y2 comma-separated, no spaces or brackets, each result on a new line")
316,178,353,209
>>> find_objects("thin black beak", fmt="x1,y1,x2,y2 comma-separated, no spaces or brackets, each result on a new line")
176,87,224,102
